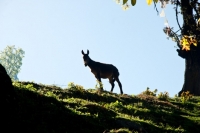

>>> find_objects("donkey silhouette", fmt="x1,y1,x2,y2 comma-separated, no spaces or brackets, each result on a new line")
81,50,123,94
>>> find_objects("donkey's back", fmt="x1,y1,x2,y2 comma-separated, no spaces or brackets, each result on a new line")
94,61,119,76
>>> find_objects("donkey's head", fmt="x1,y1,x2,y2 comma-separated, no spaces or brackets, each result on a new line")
81,50,90,67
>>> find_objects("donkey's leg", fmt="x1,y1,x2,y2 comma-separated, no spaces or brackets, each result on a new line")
95,74,103,90
114,77,123,94
109,78,115,93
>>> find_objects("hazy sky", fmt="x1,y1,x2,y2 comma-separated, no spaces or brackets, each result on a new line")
0,0,184,97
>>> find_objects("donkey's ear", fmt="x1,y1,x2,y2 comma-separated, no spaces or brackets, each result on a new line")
81,50,85,55
87,49,89,55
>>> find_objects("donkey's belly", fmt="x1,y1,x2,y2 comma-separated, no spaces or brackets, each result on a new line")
100,73,112,79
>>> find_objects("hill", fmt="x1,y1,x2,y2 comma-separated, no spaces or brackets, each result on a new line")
2,81,200,133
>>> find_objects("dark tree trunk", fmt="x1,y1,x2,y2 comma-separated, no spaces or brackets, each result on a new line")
177,0,200,96
178,48,200,96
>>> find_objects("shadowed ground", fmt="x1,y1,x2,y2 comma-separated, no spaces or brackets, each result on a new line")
1,79,200,133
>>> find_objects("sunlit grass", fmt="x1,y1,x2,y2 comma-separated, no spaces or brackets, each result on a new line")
11,81,200,133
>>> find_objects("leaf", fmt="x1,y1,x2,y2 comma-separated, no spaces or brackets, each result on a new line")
190,37,198,46
182,45,190,51
146,0,153,5
182,38,195,51
180,37,190,51
123,0,128,4
193,42,197,46
153,0,158,3
182,38,190,46
131,0,136,6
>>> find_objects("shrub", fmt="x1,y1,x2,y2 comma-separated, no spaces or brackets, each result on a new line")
68,82,84,91
157,91,169,101
142,87,157,96
180,91,193,104
95,80,103,92
174,94,179,102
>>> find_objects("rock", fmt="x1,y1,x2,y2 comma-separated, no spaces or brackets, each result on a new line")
0,63,15,97
0,63,16,132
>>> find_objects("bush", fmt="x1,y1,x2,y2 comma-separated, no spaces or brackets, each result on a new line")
157,91,169,101
142,87,157,96
180,91,193,104
68,82,84,91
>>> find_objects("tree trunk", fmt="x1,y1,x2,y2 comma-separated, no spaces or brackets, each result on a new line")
177,0,200,96
178,49,200,96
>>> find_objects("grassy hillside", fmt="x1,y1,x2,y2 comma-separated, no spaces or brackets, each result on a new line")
3,81,200,133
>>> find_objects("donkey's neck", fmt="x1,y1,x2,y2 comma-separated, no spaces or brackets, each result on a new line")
87,58,97,68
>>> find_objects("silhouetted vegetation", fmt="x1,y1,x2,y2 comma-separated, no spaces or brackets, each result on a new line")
2,81,200,133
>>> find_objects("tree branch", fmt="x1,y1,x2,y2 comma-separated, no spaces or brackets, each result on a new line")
171,29,182,49
175,0,182,32
181,0,196,35
153,0,159,15
191,0,200,20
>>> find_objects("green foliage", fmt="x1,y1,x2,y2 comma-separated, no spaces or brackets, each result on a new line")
174,94,179,102
105,100,124,111
142,87,157,96
0,45,25,80
141,88,170,101
13,81,37,92
68,82,76,88
45,91,57,98
180,91,193,104
68,82,84,91
9,81,200,133
131,0,136,6
121,0,136,6
110,128,132,133
157,91,169,101
123,0,128,4
95,80,103,92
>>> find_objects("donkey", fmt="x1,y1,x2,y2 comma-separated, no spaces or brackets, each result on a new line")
81,50,123,94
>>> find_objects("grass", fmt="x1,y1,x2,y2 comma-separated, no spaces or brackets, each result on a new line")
3,81,200,133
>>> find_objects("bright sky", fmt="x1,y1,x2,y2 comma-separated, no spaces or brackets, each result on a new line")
0,0,184,97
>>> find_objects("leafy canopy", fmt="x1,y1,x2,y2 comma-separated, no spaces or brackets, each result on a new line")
0,45,25,80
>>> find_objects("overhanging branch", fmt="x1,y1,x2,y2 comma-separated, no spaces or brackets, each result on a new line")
171,29,182,49
153,0,159,15
175,0,182,32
